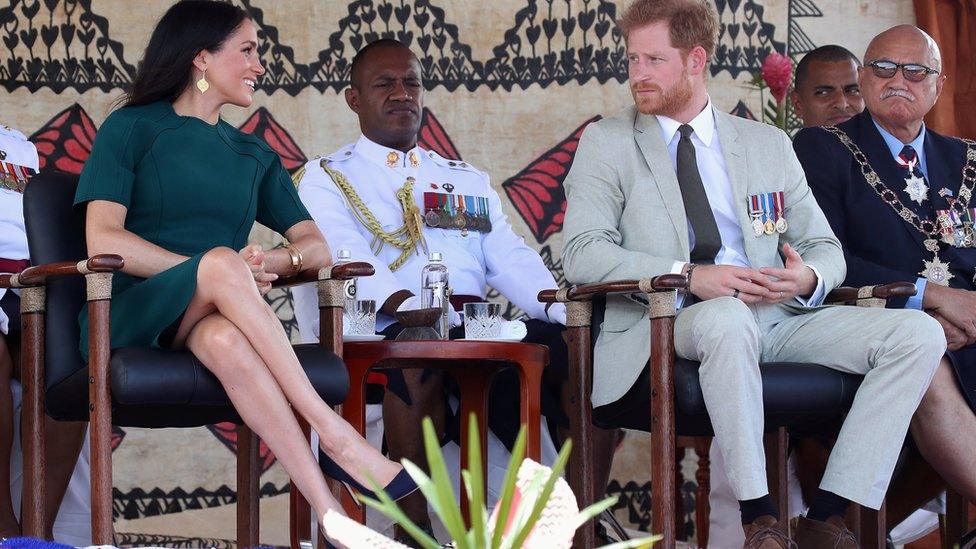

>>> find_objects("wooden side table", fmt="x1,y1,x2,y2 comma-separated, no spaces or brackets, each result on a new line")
341,340,549,522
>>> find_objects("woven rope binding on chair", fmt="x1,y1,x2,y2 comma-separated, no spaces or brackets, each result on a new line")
317,279,346,308
85,272,112,301
856,285,885,308
565,300,592,328
648,290,677,319
19,286,45,313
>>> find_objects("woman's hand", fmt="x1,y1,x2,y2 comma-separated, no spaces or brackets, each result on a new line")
239,244,277,296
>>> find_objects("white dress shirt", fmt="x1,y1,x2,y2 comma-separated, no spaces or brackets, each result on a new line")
658,100,825,307
292,135,566,338
873,119,930,311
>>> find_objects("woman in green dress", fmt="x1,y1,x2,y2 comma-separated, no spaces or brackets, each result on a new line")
76,0,415,531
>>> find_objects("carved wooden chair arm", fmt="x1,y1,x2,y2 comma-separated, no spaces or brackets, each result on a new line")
825,281,916,308
271,261,375,289
538,274,690,303
0,254,124,289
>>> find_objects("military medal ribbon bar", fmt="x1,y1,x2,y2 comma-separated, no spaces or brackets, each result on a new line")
0,161,35,193
747,192,787,236
422,191,492,233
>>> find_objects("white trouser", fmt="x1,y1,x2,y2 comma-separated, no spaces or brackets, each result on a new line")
674,298,944,508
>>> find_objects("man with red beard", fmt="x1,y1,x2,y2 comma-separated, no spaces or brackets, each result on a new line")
796,25,976,541
561,1,946,547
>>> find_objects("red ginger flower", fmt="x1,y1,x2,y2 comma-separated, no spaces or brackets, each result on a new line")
761,52,793,105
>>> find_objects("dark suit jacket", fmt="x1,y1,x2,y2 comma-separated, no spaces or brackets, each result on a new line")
794,110,976,411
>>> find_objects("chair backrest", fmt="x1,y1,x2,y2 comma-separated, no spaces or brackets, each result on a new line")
23,171,90,417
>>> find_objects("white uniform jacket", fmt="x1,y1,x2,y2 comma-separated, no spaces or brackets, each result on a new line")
293,135,564,339
0,124,38,334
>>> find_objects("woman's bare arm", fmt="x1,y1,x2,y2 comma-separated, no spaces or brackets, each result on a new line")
86,200,189,278
263,220,332,276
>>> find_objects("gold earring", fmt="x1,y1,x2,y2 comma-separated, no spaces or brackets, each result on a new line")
196,69,210,93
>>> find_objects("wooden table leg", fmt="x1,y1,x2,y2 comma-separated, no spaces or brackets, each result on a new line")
456,368,492,523
516,360,544,462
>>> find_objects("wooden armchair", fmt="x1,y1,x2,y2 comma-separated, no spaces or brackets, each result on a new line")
18,170,372,547
540,275,917,548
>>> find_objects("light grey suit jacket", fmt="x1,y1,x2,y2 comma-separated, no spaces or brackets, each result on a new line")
561,105,846,407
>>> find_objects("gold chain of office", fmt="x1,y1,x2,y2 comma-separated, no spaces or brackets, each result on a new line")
823,125,976,249
295,159,425,271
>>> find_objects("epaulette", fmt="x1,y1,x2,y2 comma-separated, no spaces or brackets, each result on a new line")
324,144,356,164
424,149,482,174
291,145,354,187
0,124,28,141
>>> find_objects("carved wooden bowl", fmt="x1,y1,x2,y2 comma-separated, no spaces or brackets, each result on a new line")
393,307,442,341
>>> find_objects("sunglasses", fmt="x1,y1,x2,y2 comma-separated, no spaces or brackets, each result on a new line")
867,60,940,83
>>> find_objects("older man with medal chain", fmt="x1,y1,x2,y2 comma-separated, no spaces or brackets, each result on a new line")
796,24,976,537
290,40,572,544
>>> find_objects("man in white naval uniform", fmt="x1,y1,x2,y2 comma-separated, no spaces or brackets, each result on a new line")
0,124,91,544
292,39,569,541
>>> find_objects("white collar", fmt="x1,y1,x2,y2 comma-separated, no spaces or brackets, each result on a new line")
655,97,716,147
354,134,424,170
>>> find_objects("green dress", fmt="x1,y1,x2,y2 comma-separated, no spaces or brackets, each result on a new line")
74,101,311,357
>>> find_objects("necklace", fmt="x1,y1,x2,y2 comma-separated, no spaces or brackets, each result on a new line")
823,125,976,286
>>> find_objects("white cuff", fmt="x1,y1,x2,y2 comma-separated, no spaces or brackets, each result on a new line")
795,265,826,307
545,302,567,325
672,261,688,309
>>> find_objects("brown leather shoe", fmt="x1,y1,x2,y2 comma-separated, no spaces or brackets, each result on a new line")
743,515,796,548
794,515,858,548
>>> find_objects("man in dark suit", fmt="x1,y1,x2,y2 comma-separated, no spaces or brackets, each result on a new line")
795,24,976,528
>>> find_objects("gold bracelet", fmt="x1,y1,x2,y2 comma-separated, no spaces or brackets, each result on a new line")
284,244,303,275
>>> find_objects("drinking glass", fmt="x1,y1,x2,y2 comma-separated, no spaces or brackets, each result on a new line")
463,302,501,339
343,299,377,335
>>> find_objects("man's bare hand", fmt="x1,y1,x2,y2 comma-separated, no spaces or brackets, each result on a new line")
757,243,817,304
688,264,770,303
928,309,971,351
924,283,976,345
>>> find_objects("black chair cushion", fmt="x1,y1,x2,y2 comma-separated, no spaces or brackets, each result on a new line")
48,344,348,427
590,297,863,437
25,172,351,426
673,358,863,437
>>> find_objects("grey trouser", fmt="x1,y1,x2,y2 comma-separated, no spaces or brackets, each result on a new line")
673,297,945,508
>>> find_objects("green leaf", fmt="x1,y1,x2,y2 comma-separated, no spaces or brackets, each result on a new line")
490,426,526,549
460,471,487,547
501,468,546,544
574,495,619,529
357,462,441,549
597,536,661,549
420,417,469,548
464,413,487,547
